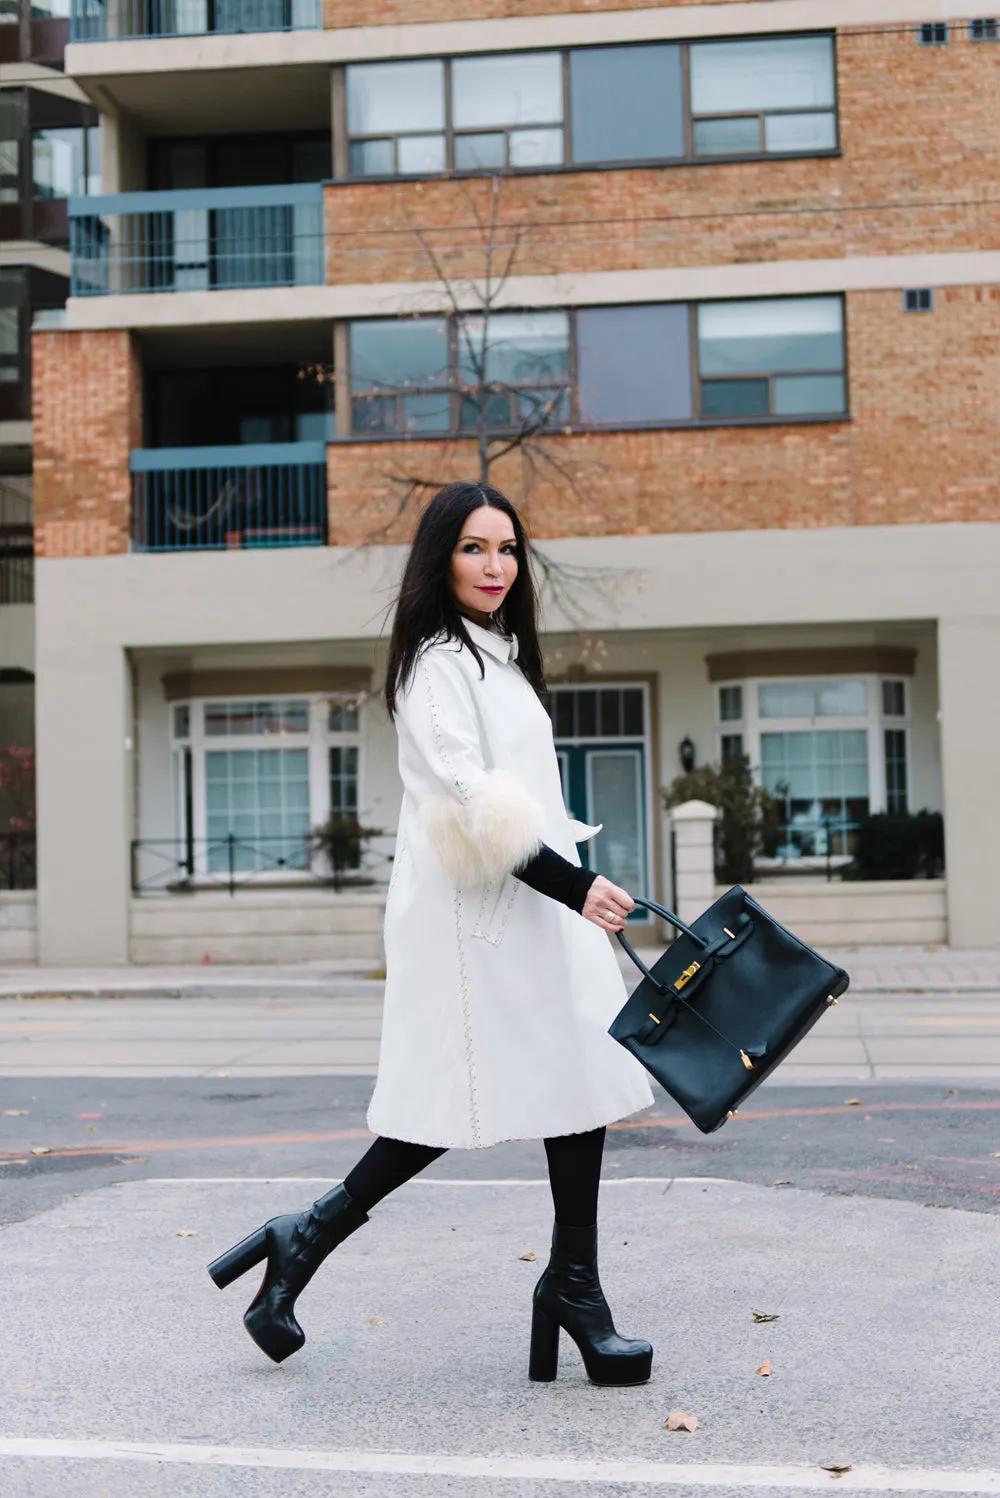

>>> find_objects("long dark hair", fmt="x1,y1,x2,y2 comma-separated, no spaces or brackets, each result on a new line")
385,480,545,718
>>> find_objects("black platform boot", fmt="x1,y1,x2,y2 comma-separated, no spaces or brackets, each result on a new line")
528,1222,652,1386
207,1183,368,1364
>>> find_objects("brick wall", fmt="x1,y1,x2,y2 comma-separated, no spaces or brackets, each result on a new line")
327,286,1000,545
324,28,1000,284
32,330,141,559
324,0,734,27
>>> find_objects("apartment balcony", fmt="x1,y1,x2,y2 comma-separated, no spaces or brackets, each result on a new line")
69,0,322,42
131,441,327,552
68,185,324,297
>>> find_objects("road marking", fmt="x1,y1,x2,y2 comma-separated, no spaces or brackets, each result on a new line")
5,1099,1000,1165
139,1176,730,1186
1,1439,1000,1491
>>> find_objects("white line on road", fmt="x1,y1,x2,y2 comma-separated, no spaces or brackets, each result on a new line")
2,1439,1000,1492
139,1176,731,1186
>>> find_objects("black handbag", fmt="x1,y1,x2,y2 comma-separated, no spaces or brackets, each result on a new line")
609,887,850,1134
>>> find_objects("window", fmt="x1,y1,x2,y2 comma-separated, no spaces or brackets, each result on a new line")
903,288,933,313
689,36,837,156
457,312,570,428
31,0,70,14
0,92,24,206
343,32,837,178
32,125,101,198
347,295,847,436
715,673,912,860
970,18,999,39
0,269,26,387
919,22,948,44
697,297,846,419
169,694,364,880
576,304,692,424
570,44,684,164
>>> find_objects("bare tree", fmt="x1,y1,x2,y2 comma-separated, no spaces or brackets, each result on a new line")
309,175,639,629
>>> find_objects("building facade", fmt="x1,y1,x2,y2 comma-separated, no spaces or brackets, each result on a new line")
24,0,1000,962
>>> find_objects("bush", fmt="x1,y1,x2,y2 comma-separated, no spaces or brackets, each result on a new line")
849,810,945,880
662,757,781,885
311,814,383,889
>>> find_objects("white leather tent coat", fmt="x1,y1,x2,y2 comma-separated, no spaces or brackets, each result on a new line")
367,618,654,1150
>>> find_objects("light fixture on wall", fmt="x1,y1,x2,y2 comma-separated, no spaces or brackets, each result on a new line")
679,736,696,773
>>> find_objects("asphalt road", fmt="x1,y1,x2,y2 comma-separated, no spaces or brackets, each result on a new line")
4,1074,1000,1229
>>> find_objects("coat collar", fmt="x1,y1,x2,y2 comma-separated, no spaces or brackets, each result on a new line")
461,616,519,664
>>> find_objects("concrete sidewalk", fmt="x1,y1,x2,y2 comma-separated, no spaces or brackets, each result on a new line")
2,1174,1000,1496
0,944,999,999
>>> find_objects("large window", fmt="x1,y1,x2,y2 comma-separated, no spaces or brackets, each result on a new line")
0,269,27,388
170,695,363,879
716,675,911,863
347,296,846,436
32,125,101,198
343,33,837,178
0,92,24,206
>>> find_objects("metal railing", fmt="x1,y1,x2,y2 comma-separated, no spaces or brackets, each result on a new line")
131,442,327,552
0,831,36,891
69,184,324,297
131,833,394,897
70,0,322,42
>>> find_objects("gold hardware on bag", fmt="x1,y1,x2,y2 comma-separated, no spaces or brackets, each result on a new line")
827,995,839,1005
674,962,701,991
723,927,736,940
727,1110,738,1120
740,1049,754,1071
648,1012,661,1025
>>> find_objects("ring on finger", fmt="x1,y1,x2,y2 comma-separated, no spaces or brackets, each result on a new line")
605,909,617,922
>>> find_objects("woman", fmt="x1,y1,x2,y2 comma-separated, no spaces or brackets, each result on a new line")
208,481,655,1386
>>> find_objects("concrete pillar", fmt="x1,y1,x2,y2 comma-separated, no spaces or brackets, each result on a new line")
938,615,1000,949
671,799,718,928
35,593,132,963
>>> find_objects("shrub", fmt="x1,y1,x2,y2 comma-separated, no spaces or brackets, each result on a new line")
662,757,781,885
849,810,945,880
311,814,383,889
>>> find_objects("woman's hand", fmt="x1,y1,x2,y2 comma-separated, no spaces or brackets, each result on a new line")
582,875,635,933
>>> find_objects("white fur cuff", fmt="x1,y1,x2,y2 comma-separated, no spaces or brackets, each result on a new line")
423,769,546,886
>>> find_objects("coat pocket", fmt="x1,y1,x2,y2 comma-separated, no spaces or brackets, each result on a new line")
470,873,520,946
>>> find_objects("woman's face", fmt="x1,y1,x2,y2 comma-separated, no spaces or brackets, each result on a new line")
448,505,519,626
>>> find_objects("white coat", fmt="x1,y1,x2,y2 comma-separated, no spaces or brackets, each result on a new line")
367,618,654,1149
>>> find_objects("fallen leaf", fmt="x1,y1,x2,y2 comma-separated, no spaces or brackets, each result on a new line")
3,1109,28,1117
367,1318,386,1326
903,1164,921,1172
991,1152,1000,1159
87,1127,95,1133
756,1361,773,1377
752,1311,780,1323
947,1088,958,1096
29,1146,51,1156
820,1461,853,1476
844,1098,863,1107
863,1116,872,1122
174,1229,198,1238
665,1410,699,1433
773,1179,792,1187
518,1251,537,1262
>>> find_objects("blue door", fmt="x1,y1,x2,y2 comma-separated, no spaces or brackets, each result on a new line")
550,685,651,923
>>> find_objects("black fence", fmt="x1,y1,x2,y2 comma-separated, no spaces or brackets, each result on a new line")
131,834,393,897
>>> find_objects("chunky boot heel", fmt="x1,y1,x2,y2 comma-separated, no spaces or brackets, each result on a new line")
528,1302,560,1382
530,1222,652,1388
206,1183,368,1364
207,1227,267,1290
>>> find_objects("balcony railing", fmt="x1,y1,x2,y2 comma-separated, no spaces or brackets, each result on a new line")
70,0,322,42
131,442,327,553
69,184,324,297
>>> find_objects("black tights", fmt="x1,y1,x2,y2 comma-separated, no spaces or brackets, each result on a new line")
344,1127,606,1228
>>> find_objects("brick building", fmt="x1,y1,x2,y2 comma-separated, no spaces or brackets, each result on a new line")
23,0,1000,962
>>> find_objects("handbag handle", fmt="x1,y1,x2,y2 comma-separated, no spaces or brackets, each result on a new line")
614,895,707,988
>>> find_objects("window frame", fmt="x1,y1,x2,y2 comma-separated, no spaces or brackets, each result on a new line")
30,122,101,201
338,31,839,183
343,293,849,441
714,672,911,868
169,692,365,884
